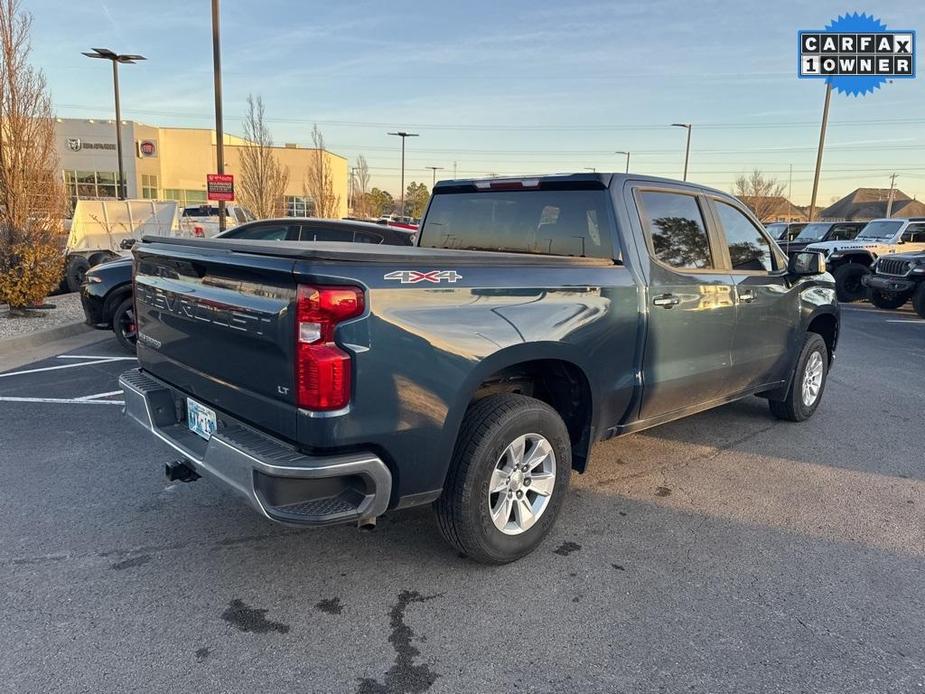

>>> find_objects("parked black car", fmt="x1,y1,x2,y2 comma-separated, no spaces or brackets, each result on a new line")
80,218,416,353
780,221,865,255
862,250,925,315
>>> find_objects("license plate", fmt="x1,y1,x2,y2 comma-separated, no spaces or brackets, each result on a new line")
187,398,217,441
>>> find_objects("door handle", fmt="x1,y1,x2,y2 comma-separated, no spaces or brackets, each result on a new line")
653,293,681,308
739,290,756,304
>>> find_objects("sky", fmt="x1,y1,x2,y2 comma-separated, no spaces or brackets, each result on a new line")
27,0,925,205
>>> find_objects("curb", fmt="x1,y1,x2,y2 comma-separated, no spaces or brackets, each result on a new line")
0,322,92,355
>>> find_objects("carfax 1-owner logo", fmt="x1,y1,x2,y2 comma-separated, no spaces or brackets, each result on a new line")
799,13,915,95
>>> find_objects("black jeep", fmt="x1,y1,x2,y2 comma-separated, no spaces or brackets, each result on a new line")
863,251,925,316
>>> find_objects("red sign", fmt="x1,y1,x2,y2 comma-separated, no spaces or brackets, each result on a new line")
207,173,234,201
137,139,157,158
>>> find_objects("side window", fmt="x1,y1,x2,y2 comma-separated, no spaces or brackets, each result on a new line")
714,201,774,272
223,223,291,241
638,191,713,270
303,227,354,242
353,231,383,244
829,224,858,241
901,223,925,243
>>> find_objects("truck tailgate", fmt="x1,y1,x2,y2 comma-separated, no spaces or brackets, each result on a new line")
134,241,299,440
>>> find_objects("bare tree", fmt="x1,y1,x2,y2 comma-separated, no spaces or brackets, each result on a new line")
304,124,340,218
0,0,66,311
734,170,787,221
237,94,289,219
352,154,370,218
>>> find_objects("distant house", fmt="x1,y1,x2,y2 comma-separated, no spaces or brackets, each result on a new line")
736,196,807,222
819,188,925,221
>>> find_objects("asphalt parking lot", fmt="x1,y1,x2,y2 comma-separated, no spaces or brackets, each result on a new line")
1,305,923,693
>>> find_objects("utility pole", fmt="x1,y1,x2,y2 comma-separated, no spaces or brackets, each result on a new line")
82,49,146,199
788,164,793,203
387,131,419,217
808,83,832,222
453,161,458,178
615,151,630,174
211,0,226,231
425,166,444,188
671,123,692,181
886,172,898,218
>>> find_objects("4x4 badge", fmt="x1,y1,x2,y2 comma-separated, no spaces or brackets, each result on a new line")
384,270,463,284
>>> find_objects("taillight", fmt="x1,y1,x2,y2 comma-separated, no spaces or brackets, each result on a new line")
295,285,364,411
193,224,205,237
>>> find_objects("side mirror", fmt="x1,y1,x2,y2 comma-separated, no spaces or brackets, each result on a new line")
119,238,137,250
788,250,826,276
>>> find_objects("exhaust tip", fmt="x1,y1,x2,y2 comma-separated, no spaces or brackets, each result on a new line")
358,517,377,531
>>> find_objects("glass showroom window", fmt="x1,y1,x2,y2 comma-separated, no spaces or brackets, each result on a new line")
286,196,314,217
142,174,159,199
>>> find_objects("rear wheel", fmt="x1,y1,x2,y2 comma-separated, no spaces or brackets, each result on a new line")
65,256,90,293
913,283,925,319
769,333,828,422
112,297,137,354
832,262,869,302
434,394,571,564
868,288,909,310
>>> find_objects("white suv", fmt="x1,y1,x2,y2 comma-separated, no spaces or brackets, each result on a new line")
806,218,925,301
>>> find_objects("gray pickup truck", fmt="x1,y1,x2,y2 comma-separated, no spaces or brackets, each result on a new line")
120,173,838,563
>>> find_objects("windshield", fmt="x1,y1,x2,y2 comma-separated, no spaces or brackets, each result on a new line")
857,221,902,240
794,223,831,241
764,223,786,238
419,189,615,258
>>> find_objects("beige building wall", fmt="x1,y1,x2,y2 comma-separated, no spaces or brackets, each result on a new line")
55,119,349,219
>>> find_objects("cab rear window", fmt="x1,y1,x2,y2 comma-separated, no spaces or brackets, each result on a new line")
419,190,615,258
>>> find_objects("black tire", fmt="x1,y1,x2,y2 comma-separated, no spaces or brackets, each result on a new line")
868,288,909,310
434,394,572,564
112,297,137,354
65,256,91,293
913,283,925,319
832,262,869,302
88,252,112,267
769,333,828,422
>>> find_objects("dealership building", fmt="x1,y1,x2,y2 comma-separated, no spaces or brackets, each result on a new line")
53,118,349,218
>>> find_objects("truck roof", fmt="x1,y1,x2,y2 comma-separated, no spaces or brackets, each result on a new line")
432,172,732,198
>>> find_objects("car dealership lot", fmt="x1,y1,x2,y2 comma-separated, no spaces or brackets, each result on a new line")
0,306,922,693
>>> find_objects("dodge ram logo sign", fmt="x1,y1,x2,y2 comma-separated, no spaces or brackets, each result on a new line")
66,137,82,152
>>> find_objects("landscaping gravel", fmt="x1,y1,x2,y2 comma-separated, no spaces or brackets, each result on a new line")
0,292,85,341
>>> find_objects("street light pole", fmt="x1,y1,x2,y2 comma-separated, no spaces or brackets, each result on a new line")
615,151,630,173
671,123,692,181
388,131,419,217
425,166,444,188
82,48,146,200
211,0,226,231
807,83,832,223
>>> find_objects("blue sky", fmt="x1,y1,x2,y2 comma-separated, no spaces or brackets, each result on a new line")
29,0,925,204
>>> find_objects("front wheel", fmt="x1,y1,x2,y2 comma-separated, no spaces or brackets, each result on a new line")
913,283,925,319
112,297,137,354
769,333,828,422
832,262,869,303
868,288,909,310
434,394,572,564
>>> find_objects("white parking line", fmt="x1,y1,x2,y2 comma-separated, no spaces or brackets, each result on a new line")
0,358,124,379
75,390,124,401
0,396,124,405
56,355,136,361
